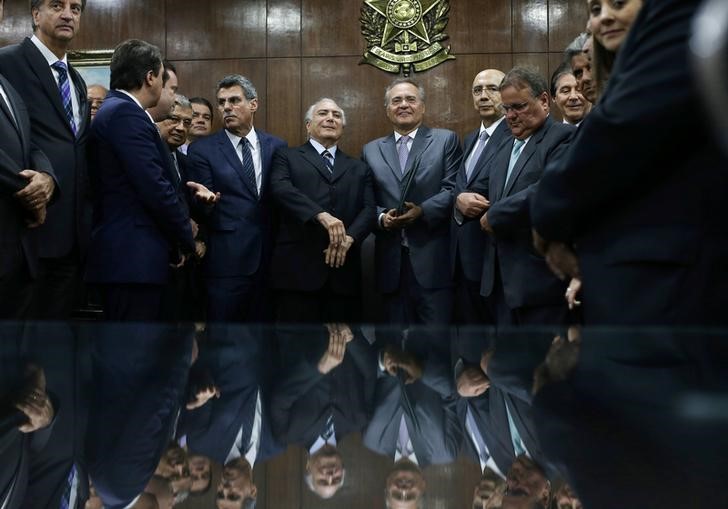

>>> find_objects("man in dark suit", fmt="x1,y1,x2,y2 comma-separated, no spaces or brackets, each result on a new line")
361,78,462,325
188,74,286,322
0,69,56,319
0,0,90,319
478,67,574,327
269,98,376,322
271,323,376,499
85,39,195,322
531,0,728,326
451,68,511,324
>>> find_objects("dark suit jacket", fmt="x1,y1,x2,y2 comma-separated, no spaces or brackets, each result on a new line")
269,142,376,295
270,326,376,448
363,333,463,466
0,37,90,259
531,0,728,325
362,126,462,291
0,74,54,281
177,327,282,466
479,117,574,307
85,91,194,285
187,129,286,278
450,120,512,282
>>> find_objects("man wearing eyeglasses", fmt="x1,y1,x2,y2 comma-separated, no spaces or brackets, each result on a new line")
478,67,574,327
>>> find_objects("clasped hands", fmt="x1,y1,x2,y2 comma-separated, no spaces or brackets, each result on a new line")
381,201,423,230
14,170,55,228
317,323,354,374
456,350,491,398
382,344,423,384
317,212,354,268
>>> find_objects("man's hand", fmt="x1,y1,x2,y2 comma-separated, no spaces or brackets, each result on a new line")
25,205,47,228
382,345,423,384
456,192,490,218
480,349,493,377
323,235,354,268
390,202,422,228
15,170,54,210
316,212,346,247
381,208,400,230
16,365,53,433
194,240,206,259
190,219,199,239
186,384,220,410
318,324,349,374
544,242,580,281
170,252,188,269
565,277,582,309
479,211,493,233
456,366,490,398
187,181,221,204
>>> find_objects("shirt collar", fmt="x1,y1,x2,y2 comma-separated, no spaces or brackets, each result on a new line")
394,127,418,143
309,137,337,158
482,116,505,137
30,34,67,66
115,89,157,125
225,127,258,149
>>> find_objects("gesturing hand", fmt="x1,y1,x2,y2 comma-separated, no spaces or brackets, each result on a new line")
318,324,351,374
187,181,221,204
16,364,54,433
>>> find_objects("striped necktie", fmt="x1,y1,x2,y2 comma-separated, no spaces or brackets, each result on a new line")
51,61,77,135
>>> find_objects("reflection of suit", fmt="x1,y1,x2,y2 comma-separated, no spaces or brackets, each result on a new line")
0,37,90,319
178,327,282,465
363,333,463,466
87,325,193,509
481,118,573,324
0,74,54,319
532,0,728,326
271,326,376,448
85,91,194,320
269,142,376,322
187,129,286,321
450,120,511,323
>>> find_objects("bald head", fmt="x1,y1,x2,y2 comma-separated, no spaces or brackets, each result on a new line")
471,69,505,126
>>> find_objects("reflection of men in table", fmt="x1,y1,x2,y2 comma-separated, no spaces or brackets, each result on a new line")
215,457,257,509
384,459,427,509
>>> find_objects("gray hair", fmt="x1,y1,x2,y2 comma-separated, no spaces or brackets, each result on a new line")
216,74,257,100
173,94,191,110
384,78,426,107
564,32,590,62
304,98,347,126
303,469,346,499
500,66,549,97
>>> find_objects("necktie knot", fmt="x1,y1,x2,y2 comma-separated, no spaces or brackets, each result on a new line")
51,60,68,74
238,137,258,196
51,60,76,135
321,150,334,172
479,130,489,141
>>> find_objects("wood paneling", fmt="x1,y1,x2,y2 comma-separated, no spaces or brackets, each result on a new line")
74,0,166,51
301,0,365,56
513,0,549,53
268,0,302,57
549,0,588,52
450,0,512,54
267,57,302,144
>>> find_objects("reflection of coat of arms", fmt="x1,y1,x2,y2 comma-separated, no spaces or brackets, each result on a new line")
360,0,455,76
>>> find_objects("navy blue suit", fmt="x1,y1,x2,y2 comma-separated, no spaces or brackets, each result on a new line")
187,129,286,322
85,91,194,320
531,0,728,325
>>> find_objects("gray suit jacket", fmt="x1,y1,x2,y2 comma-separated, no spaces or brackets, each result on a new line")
361,125,461,291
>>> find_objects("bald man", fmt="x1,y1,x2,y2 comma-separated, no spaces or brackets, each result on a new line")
451,69,512,324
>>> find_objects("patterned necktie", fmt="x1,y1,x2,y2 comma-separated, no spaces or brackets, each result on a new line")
322,413,335,443
59,464,78,509
397,134,410,174
321,150,334,173
503,138,526,192
51,61,77,135
465,130,490,180
238,138,258,197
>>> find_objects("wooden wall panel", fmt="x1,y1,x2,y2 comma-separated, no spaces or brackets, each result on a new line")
166,0,267,59
267,57,303,144
549,0,588,51
513,0,549,52
73,0,166,51
301,0,365,56
268,0,302,57
449,0,512,54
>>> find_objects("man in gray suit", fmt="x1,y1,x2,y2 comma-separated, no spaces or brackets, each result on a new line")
361,78,462,324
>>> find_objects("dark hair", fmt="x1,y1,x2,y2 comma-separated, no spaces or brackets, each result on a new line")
500,66,548,98
550,62,574,98
30,0,86,30
189,97,214,119
110,39,163,91
216,75,257,100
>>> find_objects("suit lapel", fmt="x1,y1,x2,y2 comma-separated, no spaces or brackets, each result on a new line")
467,121,511,186
69,65,88,136
217,131,259,198
404,126,433,178
257,131,273,196
502,118,552,196
378,134,402,182
329,149,350,183
490,142,513,202
301,142,333,182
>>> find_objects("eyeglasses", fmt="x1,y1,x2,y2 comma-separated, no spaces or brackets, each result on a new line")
169,116,192,128
502,101,531,113
472,85,499,96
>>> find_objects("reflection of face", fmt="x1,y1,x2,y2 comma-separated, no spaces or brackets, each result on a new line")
554,484,583,509
160,104,193,149
570,52,595,103
472,471,505,509
155,444,189,482
472,69,505,125
307,444,344,498
386,82,426,134
32,0,82,46
588,0,642,53
501,85,549,140
218,85,257,137
502,455,550,509
189,455,212,494
87,85,106,120
553,74,588,124
306,99,344,148
190,103,213,137
216,458,256,509
385,460,426,509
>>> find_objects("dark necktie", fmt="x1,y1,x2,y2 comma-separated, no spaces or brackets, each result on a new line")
238,138,258,197
322,413,335,442
321,150,334,173
59,464,78,509
50,61,77,135
465,130,490,180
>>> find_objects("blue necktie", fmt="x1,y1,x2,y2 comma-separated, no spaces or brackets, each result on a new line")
59,464,78,509
51,61,77,135
238,138,258,197
503,138,525,192
321,150,334,173
322,413,335,443
465,130,489,180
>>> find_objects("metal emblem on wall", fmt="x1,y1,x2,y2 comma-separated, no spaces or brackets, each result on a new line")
360,0,455,76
